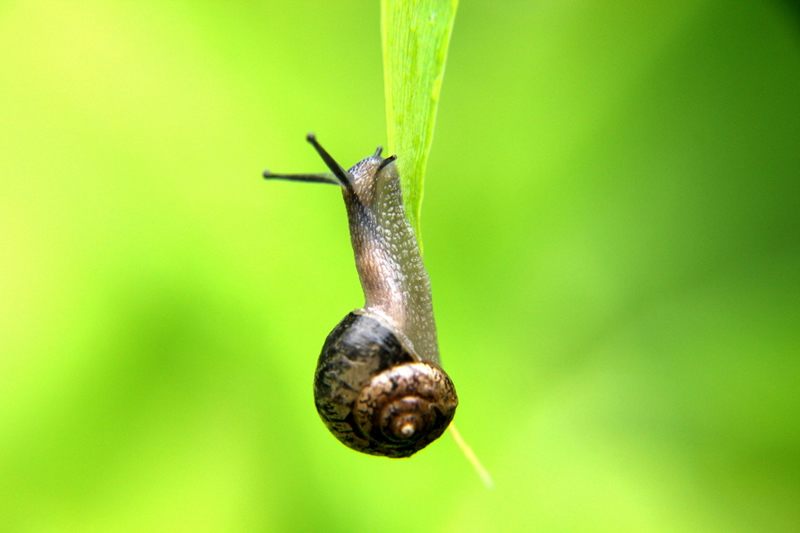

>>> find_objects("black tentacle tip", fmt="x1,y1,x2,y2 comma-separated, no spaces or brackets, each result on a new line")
378,154,398,172
262,170,272,179
306,132,316,143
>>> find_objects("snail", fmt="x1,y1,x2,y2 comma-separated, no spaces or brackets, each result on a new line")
263,133,457,458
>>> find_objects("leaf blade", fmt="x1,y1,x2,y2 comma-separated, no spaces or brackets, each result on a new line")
382,0,459,241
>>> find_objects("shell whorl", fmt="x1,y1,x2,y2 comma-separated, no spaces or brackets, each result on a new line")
314,312,458,458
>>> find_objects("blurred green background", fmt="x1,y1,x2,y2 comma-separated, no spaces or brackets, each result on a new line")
1,1,799,532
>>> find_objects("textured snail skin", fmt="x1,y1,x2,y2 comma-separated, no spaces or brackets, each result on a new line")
342,156,440,365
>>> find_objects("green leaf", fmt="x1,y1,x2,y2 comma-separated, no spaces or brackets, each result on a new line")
382,0,459,242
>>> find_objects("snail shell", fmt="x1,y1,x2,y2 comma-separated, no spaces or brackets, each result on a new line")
314,312,457,458
264,134,458,457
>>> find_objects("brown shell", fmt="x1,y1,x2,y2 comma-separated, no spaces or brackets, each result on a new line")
313,312,458,458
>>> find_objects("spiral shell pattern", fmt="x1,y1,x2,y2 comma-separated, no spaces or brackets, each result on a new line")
314,312,458,458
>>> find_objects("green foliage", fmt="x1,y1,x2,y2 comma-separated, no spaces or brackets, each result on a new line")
382,0,458,239
0,1,799,532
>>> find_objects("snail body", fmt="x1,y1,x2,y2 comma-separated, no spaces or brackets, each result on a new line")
264,134,457,457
